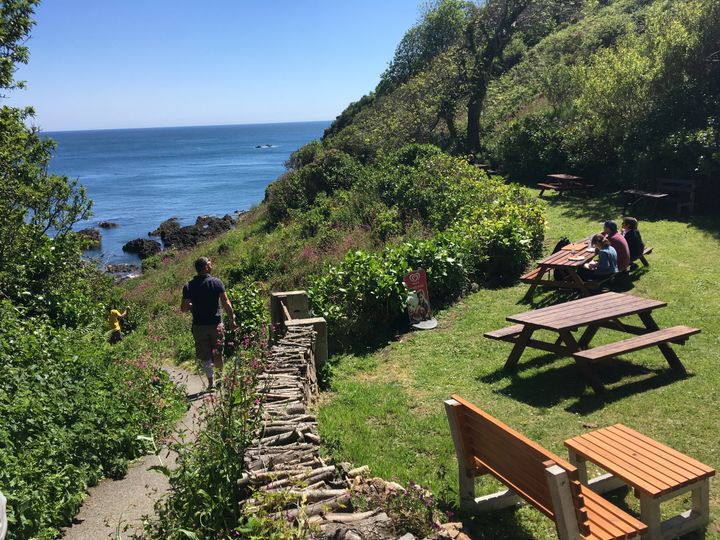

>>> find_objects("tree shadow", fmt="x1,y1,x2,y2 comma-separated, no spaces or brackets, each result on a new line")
480,356,687,411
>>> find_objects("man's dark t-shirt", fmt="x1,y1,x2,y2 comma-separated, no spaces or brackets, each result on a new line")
182,274,225,325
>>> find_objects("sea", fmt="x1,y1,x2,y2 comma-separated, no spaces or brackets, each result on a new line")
46,121,329,265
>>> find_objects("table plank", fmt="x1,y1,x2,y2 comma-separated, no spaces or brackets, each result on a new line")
507,293,666,331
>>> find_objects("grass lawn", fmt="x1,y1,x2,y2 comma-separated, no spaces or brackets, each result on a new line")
317,192,720,539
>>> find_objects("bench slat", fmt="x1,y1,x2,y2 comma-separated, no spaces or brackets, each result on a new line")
580,486,647,540
484,324,524,341
520,267,543,281
573,326,699,362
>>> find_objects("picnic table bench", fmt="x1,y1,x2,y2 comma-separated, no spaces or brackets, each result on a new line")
520,239,605,300
539,174,594,197
521,241,654,300
565,424,715,539
622,178,697,215
444,395,648,539
484,292,699,396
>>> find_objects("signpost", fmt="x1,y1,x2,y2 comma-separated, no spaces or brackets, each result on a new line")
403,269,437,330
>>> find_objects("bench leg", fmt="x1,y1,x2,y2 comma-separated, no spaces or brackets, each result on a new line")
567,449,588,484
639,494,662,540
691,479,710,530
504,326,534,371
444,400,476,509
561,330,606,395
639,255,649,266
638,313,687,374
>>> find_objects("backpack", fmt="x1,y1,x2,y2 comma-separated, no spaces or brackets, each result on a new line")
552,237,571,282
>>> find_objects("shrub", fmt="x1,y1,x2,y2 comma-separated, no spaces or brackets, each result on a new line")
0,303,184,540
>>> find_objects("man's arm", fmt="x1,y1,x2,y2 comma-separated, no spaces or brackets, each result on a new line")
220,291,237,330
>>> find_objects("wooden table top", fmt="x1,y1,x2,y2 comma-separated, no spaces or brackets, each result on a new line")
547,173,583,183
564,424,715,498
537,240,595,268
507,292,667,331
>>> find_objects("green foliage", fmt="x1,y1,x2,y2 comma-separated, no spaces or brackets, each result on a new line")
0,303,184,540
0,0,37,90
225,281,269,338
305,155,544,349
377,0,470,96
233,489,319,539
352,481,447,538
149,339,268,539
265,150,365,224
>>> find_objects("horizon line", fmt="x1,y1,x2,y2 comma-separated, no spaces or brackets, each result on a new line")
45,118,333,134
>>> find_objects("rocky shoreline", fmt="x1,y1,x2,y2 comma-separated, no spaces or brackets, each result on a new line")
94,213,240,281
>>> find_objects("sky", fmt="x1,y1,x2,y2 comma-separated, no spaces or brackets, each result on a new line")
6,1,425,132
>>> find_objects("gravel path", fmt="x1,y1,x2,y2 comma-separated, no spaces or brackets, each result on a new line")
62,366,206,540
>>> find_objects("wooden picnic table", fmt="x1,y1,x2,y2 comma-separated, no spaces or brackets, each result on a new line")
565,424,715,539
521,239,599,299
538,173,593,196
484,292,699,395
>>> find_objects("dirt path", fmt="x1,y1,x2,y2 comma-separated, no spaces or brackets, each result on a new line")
62,367,206,540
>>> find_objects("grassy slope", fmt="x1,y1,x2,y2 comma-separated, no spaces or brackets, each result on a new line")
317,193,720,539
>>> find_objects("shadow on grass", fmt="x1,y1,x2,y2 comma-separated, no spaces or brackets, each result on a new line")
453,507,541,540
566,369,693,415
480,357,688,412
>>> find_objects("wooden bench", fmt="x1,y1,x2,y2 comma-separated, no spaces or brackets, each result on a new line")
445,396,647,540
538,182,593,197
484,324,524,342
623,178,697,215
573,326,699,368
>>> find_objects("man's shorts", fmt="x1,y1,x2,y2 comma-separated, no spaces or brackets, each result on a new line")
192,323,224,361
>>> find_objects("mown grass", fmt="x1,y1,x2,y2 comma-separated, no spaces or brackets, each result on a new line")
317,192,720,539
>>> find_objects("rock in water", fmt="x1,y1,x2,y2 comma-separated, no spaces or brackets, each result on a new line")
98,221,118,229
155,214,235,250
122,238,161,259
149,217,180,238
78,228,101,249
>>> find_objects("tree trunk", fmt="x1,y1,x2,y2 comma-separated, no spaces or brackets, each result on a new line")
466,95,482,154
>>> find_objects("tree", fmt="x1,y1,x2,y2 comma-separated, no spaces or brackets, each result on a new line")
458,0,532,153
377,0,470,96
0,0,94,323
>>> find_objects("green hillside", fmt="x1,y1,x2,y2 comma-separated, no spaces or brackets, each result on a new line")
322,0,720,199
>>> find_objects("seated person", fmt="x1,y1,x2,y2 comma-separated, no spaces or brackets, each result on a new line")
621,217,645,262
603,220,630,272
579,233,618,281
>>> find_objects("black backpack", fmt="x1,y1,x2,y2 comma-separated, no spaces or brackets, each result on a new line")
552,237,570,281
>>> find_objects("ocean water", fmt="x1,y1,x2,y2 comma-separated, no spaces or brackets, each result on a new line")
47,121,329,264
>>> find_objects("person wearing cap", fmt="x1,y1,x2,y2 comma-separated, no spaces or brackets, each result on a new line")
603,220,630,272
181,257,237,390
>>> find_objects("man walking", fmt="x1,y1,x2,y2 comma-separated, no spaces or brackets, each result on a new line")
181,257,237,390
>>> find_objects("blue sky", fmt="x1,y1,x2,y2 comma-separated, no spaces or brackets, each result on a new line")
6,1,425,131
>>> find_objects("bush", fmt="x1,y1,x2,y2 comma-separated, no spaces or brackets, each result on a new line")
265,150,365,224
0,303,184,540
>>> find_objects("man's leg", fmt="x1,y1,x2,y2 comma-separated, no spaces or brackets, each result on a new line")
212,323,225,388
192,325,216,390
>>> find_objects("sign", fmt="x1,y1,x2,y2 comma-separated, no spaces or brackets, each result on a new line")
403,269,437,329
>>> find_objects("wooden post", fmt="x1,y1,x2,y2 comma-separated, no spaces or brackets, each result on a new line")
544,463,581,540
444,399,476,509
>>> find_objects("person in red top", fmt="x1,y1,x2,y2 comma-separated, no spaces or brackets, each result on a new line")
603,220,630,272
